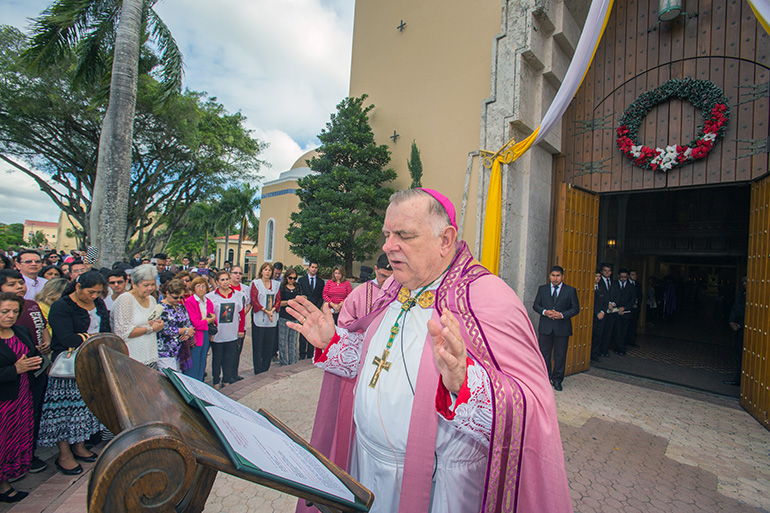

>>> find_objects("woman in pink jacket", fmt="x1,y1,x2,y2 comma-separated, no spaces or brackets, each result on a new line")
183,276,216,381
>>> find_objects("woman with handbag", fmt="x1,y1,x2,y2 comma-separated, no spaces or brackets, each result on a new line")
157,279,195,372
0,293,42,503
183,276,216,381
39,271,110,476
250,262,280,375
110,264,163,369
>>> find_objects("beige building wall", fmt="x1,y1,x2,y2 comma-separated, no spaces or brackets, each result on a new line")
257,162,316,271
24,220,59,249
348,0,502,249
55,211,80,252
214,235,257,270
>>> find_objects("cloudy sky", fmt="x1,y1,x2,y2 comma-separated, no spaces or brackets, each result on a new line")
0,0,354,224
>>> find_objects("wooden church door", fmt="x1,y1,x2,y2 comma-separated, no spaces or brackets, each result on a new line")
744,175,770,429
553,182,600,376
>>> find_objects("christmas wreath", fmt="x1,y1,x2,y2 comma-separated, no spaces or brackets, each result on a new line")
616,78,729,172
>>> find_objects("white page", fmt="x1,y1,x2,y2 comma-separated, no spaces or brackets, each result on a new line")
206,405,355,504
171,370,281,434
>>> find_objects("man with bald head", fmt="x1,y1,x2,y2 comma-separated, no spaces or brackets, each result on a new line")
289,189,571,513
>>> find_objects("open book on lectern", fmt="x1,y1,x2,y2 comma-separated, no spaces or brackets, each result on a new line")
163,368,368,511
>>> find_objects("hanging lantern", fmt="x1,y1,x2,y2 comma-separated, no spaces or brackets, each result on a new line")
659,0,683,21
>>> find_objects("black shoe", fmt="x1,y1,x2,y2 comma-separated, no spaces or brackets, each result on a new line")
590,355,601,362
0,488,28,503
601,352,610,357
73,452,98,463
234,375,244,381
627,342,639,348
553,382,563,391
29,456,47,473
8,473,25,483
54,459,83,475
723,380,740,386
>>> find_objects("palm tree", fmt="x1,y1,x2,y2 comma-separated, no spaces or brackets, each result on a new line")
214,186,260,267
24,0,182,266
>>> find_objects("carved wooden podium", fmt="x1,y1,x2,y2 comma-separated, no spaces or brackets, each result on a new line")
75,334,373,513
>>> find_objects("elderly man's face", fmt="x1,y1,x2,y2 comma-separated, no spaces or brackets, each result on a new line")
382,196,451,290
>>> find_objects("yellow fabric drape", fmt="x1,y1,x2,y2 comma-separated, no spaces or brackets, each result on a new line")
480,0,614,274
480,159,502,272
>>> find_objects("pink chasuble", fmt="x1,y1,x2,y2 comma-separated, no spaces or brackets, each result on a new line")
298,242,572,513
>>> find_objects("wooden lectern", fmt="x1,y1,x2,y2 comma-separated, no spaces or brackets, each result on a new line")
75,334,373,513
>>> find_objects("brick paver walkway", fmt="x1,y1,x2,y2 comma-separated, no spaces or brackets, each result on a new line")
4,361,769,512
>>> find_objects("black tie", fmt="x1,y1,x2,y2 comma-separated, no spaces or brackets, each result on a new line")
552,286,559,302
310,277,314,289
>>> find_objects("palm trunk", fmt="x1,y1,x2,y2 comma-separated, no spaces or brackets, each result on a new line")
223,226,230,268
237,213,246,266
89,0,143,265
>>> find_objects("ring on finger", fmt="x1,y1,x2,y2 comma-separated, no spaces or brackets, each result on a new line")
302,317,307,324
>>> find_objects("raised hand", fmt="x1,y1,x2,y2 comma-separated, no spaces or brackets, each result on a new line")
428,311,468,394
286,296,336,350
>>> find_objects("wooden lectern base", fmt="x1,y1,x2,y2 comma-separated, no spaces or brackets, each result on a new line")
75,334,372,513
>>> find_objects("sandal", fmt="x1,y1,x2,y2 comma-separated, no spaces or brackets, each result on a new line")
0,488,29,503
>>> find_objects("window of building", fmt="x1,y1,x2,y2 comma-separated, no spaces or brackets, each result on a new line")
265,218,275,262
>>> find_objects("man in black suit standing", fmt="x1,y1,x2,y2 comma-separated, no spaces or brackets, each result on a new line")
591,270,609,362
533,265,580,391
598,263,614,358
609,268,637,355
626,269,643,348
298,261,325,359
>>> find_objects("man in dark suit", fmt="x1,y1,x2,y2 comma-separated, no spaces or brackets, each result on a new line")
532,265,580,391
626,269,643,348
297,261,325,359
609,268,636,355
591,270,609,362
598,263,614,357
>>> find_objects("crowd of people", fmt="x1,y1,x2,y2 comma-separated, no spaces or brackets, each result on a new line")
0,246,364,504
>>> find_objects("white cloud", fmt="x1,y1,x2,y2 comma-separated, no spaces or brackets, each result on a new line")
0,165,63,225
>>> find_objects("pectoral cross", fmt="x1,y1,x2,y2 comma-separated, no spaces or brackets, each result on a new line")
369,349,392,388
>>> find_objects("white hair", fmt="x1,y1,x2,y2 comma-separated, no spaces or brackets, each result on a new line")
130,263,158,285
389,189,451,236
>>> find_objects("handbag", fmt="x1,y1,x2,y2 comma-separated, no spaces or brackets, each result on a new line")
49,347,78,379
208,323,218,337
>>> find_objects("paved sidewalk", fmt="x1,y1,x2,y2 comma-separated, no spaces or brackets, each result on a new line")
4,363,769,512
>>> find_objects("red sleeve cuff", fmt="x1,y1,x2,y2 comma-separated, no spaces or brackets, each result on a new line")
313,332,341,364
435,357,474,420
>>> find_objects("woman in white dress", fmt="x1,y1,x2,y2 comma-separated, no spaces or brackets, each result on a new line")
110,264,164,368
249,262,280,375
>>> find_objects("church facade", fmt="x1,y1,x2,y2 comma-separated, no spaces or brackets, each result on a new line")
348,0,769,429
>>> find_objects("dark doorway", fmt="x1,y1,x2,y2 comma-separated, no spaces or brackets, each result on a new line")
594,185,750,396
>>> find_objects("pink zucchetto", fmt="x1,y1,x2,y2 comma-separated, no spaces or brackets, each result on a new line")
418,188,457,230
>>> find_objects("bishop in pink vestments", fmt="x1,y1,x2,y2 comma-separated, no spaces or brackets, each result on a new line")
289,189,572,513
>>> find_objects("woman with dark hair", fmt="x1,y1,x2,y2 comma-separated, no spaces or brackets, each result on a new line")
157,279,194,372
206,271,244,388
323,265,352,324
250,262,280,375
277,268,301,366
174,271,193,297
0,255,11,271
0,293,42,503
39,271,110,475
183,276,216,381
38,265,63,281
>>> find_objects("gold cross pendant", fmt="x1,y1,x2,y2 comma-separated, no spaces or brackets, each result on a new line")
369,349,392,388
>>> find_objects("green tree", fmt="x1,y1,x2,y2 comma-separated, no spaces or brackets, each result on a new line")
28,230,48,247
212,186,260,267
0,26,264,258
407,140,423,188
165,201,217,260
24,0,183,265
286,95,396,275
0,223,24,248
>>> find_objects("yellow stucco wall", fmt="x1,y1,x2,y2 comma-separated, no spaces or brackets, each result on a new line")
257,171,308,270
349,0,501,249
